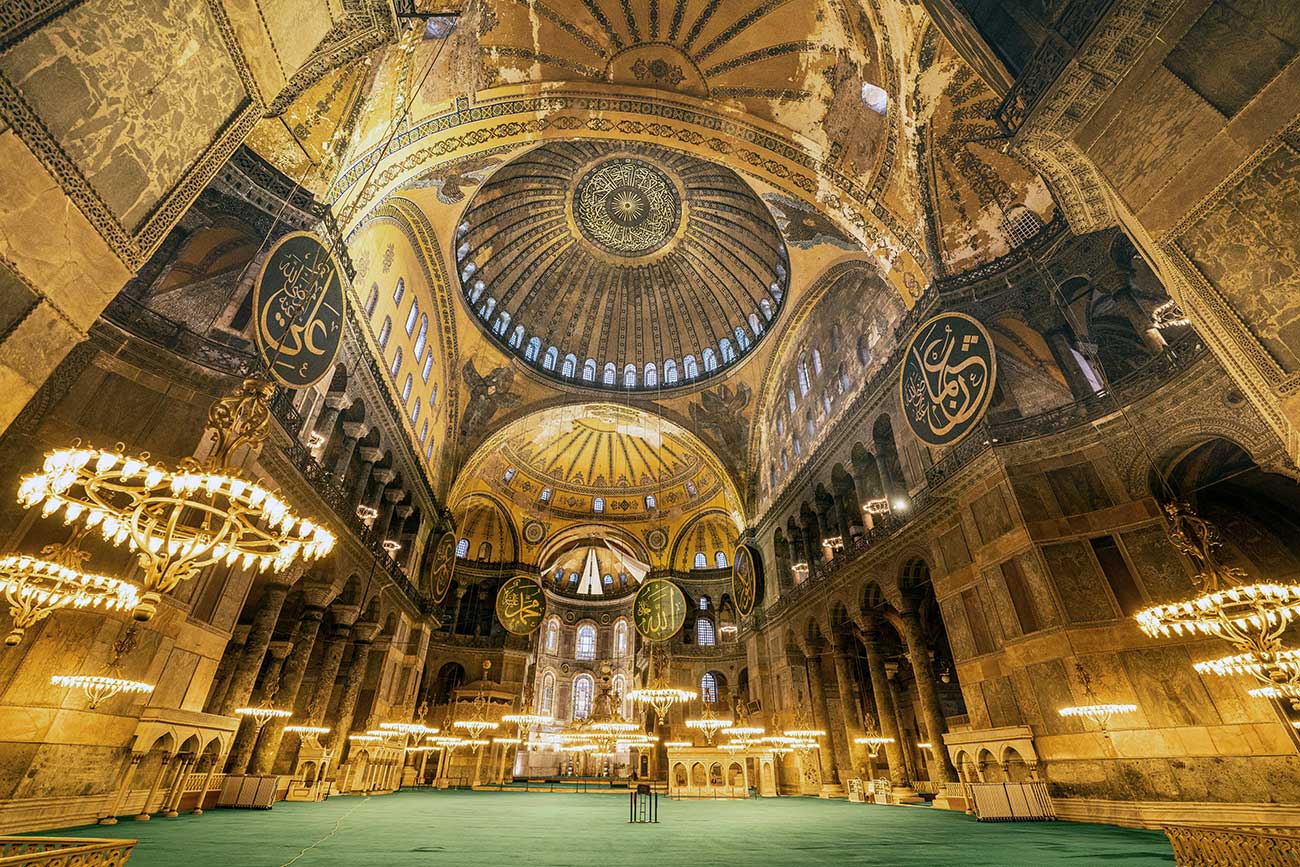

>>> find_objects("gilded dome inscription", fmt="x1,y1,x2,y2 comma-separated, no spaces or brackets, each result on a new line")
573,157,680,256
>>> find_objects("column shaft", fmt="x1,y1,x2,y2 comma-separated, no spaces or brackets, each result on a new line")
861,634,907,787
900,612,956,783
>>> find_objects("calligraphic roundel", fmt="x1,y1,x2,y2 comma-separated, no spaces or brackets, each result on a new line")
898,312,998,448
496,575,547,635
731,544,764,619
633,578,687,642
253,231,346,389
429,532,457,604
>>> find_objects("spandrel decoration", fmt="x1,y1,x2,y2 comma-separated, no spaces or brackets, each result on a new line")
254,231,346,389
899,312,997,447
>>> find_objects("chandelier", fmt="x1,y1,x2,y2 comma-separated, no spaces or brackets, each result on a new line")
236,703,292,729
629,644,695,724
783,702,824,757
1136,504,1300,703
452,661,501,742
50,626,153,709
2,529,140,646
1057,662,1137,736
685,700,732,745
562,665,642,755
17,380,336,621
285,725,330,748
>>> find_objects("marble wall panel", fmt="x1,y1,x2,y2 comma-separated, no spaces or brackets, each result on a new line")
1041,540,1114,623
971,485,1014,545
1120,524,1196,605
939,594,976,662
939,525,972,572
1119,644,1221,730
981,675,1022,728
1177,143,1300,373
1044,462,1113,517
1009,470,1056,523
0,0,247,230
984,564,1023,640
1017,550,1061,628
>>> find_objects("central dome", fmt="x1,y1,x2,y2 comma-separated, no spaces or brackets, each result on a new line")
455,141,788,392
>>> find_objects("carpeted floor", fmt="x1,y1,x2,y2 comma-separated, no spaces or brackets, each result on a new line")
48,789,1176,866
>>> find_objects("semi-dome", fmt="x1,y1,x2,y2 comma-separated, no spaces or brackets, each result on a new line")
455,140,789,392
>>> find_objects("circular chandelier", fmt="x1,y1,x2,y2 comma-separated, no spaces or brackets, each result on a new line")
452,661,501,741
853,735,895,758
1057,703,1137,733
50,625,153,709
236,704,292,729
685,705,732,745
629,646,695,724
1135,503,1300,701
2,530,140,646
16,381,335,621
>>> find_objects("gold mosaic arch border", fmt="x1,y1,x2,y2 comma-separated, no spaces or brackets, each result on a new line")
667,507,745,572
745,256,892,485
327,84,929,302
350,196,462,490
449,489,522,561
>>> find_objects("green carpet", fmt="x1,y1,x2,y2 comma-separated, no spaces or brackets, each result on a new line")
48,790,1176,866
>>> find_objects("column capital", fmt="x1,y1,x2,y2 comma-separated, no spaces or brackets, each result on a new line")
395,504,414,519
331,604,362,629
358,446,384,464
383,487,405,504
352,620,382,643
372,468,397,486
267,639,294,661
341,420,369,440
299,578,336,610
323,394,353,411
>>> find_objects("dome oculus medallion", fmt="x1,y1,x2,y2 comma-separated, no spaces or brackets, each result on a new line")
456,141,789,393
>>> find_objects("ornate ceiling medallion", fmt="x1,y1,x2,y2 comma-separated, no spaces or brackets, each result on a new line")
573,157,681,257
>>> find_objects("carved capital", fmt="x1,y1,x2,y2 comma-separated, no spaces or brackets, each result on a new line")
267,639,295,661
372,468,397,485
358,446,385,464
323,394,353,411
330,604,362,629
352,620,382,644
341,420,369,440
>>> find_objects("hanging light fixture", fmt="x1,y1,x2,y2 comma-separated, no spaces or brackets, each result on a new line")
236,703,293,729
285,725,330,748
685,704,733,745
50,627,154,709
2,529,140,646
17,380,336,622
452,660,501,741
629,643,696,724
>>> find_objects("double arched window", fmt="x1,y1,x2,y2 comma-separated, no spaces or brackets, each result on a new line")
576,624,597,660
572,674,594,719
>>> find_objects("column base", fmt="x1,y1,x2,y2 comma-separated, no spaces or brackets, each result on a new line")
818,784,845,798
891,787,926,805
191,808,204,816
164,810,179,818
98,817,118,825
134,813,151,821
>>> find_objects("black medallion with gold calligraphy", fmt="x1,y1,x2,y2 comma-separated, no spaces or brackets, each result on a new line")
430,532,457,604
732,544,764,619
495,575,546,635
899,312,997,448
253,231,346,389
633,578,687,642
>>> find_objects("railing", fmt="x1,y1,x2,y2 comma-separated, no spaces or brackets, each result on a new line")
270,390,433,612
102,293,256,376
0,838,137,865
993,0,1118,134
1163,825,1300,867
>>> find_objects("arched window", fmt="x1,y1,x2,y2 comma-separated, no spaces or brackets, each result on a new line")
830,323,842,351
623,364,636,388
748,313,763,336
798,356,810,395
583,359,597,381
603,362,617,385
542,346,557,369
702,348,718,371
696,617,716,646
793,434,802,456
482,297,497,319
421,349,434,383
545,618,559,653
508,324,523,347
503,467,516,483
390,346,403,377
782,451,789,472
686,480,697,497
541,672,555,714
575,625,596,661
411,390,420,418
644,362,657,387
760,298,773,320
525,336,541,361
645,494,656,509
470,280,485,303
694,552,707,569
699,596,710,610
365,285,379,317
425,438,434,460
562,353,577,377
714,551,727,568
615,621,628,656
734,325,749,351
494,311,512,337
684,355,699,379
777,415,785,436
476,541,492,561
572,674,594,719
419,420,428,443
787,388,796,413
402,373,412,403
393,278,405,305
856,334,869,366
378,316,392,349
455,538,469,558
861,82,888,114
405,298,420,335
837,364,849,394
613,674,630,717
806,411,815,438
822,391,833,418
664,359,678,384
812,348,823,375
769,464,777,488
593,497,604,513
701,672,718,704
602,573,613,590
540,487,552,502
719,339,735,363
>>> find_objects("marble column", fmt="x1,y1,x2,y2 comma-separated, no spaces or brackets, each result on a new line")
217,574,298,716
377,488,404,540
205,623,250,713
803,648,846,786
393,505,414,559
135,754,173,820
830,647,867,776
307,605,362,725
365,469,396,519
329,621,383,755
899,610,956,782
854,620,907,787
99,754,143,824
163,755,195,817
311,394,351,457
227,639,294,774
332,420,368,479
251,582,334,774
351,446,383,511
192,752,226,815
886,668,914,782
1043,326,1099,400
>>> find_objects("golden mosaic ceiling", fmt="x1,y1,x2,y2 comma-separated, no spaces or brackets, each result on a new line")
455,140,788,391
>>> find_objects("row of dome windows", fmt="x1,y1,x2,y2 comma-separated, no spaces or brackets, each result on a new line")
463,276,782,388
500,467,697,511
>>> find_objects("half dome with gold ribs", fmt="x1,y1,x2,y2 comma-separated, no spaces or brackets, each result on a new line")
455,140,789,392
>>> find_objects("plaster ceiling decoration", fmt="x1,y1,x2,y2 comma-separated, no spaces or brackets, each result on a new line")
450,402,744,530
455,140,789,392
